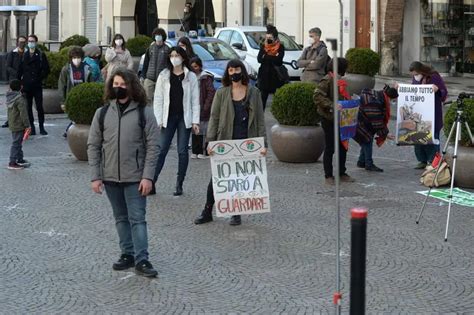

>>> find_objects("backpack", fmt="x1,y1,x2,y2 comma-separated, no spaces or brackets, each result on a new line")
98,104,146,136
316,42,331,75
420,160,451,187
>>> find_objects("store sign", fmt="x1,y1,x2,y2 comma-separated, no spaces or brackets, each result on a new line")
209,137,270,217
396,84,436,145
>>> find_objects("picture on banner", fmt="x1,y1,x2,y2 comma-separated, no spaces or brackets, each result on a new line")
209,137,270,217
396,84,436,145
338,98,360,141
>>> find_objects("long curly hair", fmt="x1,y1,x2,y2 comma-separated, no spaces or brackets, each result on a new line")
104,67,147,106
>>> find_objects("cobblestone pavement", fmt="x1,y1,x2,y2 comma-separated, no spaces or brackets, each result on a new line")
0,82,473,314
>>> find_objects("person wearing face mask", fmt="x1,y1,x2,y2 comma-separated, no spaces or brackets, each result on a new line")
353,85,399,172
194,59,267,226
17,34,50,136
58,46,93,137
82,44,103,82
152,47,200,196
141,27,170,105
408,61,448,169
180,2,198,34
189,56,216,159
177,36,197,59
88,68,160,278
3,36,27,128
297,27,329,83
104,34,134,81
257,24,285,111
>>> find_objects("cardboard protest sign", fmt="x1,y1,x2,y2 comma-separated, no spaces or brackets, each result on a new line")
396,84,436,145
209,137,270,217
338,99,360,141
417,188,474,207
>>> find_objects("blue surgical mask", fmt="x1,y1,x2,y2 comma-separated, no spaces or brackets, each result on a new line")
155,35,163,42
28,42,36,49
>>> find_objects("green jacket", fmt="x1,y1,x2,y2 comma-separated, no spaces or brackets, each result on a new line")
313,74,345,121
58,63,92,102
6,91,30,132
207,85,267,147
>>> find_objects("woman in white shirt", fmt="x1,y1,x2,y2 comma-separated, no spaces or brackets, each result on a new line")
104,34,134,81
152,46,200,196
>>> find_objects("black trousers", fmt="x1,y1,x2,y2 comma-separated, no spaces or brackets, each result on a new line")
24,87,45,130
321,118,347,178
260,90,270,111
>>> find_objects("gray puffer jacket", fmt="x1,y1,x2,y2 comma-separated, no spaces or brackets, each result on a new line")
87,100,159,183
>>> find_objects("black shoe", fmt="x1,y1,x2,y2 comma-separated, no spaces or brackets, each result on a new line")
30,128,36,136
39,128,48,135
112,254,135,271
1,122,8,128
229,215,241,226
357,161,365,168
194,205,213,224
135,260,158,277
365,165,383,172
16,159,31,167
173,179,183,196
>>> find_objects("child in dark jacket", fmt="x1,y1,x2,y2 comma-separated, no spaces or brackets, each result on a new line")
6,79,31,170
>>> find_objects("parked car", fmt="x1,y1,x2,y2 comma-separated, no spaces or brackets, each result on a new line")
215,26,302,80
139,32,257,88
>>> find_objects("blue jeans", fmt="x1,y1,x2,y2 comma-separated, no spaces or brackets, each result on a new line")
10,131,24,163
358,139,374,167
104,183,149,263
414,130,440,163
154,114,192,182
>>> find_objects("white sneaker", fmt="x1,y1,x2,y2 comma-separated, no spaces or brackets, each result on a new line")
197,154,209,159
191,154,198,159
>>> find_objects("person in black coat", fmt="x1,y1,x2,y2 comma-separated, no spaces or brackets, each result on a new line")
18,34,50,135
181,2,198,33
257,24,285,111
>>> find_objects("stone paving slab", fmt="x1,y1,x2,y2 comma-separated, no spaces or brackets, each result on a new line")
0,83,473,314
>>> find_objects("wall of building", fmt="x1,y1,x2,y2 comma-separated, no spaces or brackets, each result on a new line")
400,0,420,74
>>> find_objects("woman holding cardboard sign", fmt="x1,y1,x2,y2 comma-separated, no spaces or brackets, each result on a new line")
194,59,267,226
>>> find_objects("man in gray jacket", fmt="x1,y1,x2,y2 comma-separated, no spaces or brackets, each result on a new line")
297,27,329,83
87,68,160,277
141,27,170,104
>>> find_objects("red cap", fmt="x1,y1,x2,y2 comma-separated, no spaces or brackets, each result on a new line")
351,207,368,219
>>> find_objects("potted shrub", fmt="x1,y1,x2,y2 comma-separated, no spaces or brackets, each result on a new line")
60,35,90,50
126,35,153,72
443,99,474,188
270,82,325,163
42,49,70,114
65,82,105,161
344,48,381,95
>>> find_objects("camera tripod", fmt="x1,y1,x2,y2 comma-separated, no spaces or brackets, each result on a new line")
416,92,474,241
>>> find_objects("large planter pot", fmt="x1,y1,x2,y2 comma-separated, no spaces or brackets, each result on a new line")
445,146,474,189
343,73,376,96
42,88,63,114
271,124,325,163
67,124,90,161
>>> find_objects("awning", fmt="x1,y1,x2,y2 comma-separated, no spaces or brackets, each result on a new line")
0,5,47,12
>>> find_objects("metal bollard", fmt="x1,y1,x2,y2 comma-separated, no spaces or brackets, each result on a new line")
350,208,368,315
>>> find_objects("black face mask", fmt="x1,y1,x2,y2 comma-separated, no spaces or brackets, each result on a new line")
267,39,274,44
230,72,243,82
113,87,128,100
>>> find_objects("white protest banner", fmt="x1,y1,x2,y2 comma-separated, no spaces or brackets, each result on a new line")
209,137,270,217
396,84,436,145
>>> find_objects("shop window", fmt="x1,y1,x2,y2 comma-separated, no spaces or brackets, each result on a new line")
250,0,274,26
421,0,474,74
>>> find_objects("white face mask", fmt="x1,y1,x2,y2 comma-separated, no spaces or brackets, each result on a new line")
414,74,423,81
72,58,82,67
170,57,183,67
115,39,123,47
308,37,315,45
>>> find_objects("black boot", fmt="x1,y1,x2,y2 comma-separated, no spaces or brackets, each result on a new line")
1,121,8,128
229,215,241,226
173,178,183,196
194,205,213,224
30,126,36,135
112,254,135,270
39,125,48,135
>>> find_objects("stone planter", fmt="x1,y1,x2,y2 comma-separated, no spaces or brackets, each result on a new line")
343,73,376,96
445,146,474,189
42,88,63,114
67,124,90,161
271,124,325,163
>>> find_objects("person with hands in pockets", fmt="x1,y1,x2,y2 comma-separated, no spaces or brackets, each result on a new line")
152,46,200,196
87,68,160,278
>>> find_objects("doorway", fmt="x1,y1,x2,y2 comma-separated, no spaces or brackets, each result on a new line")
356,0,371,48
